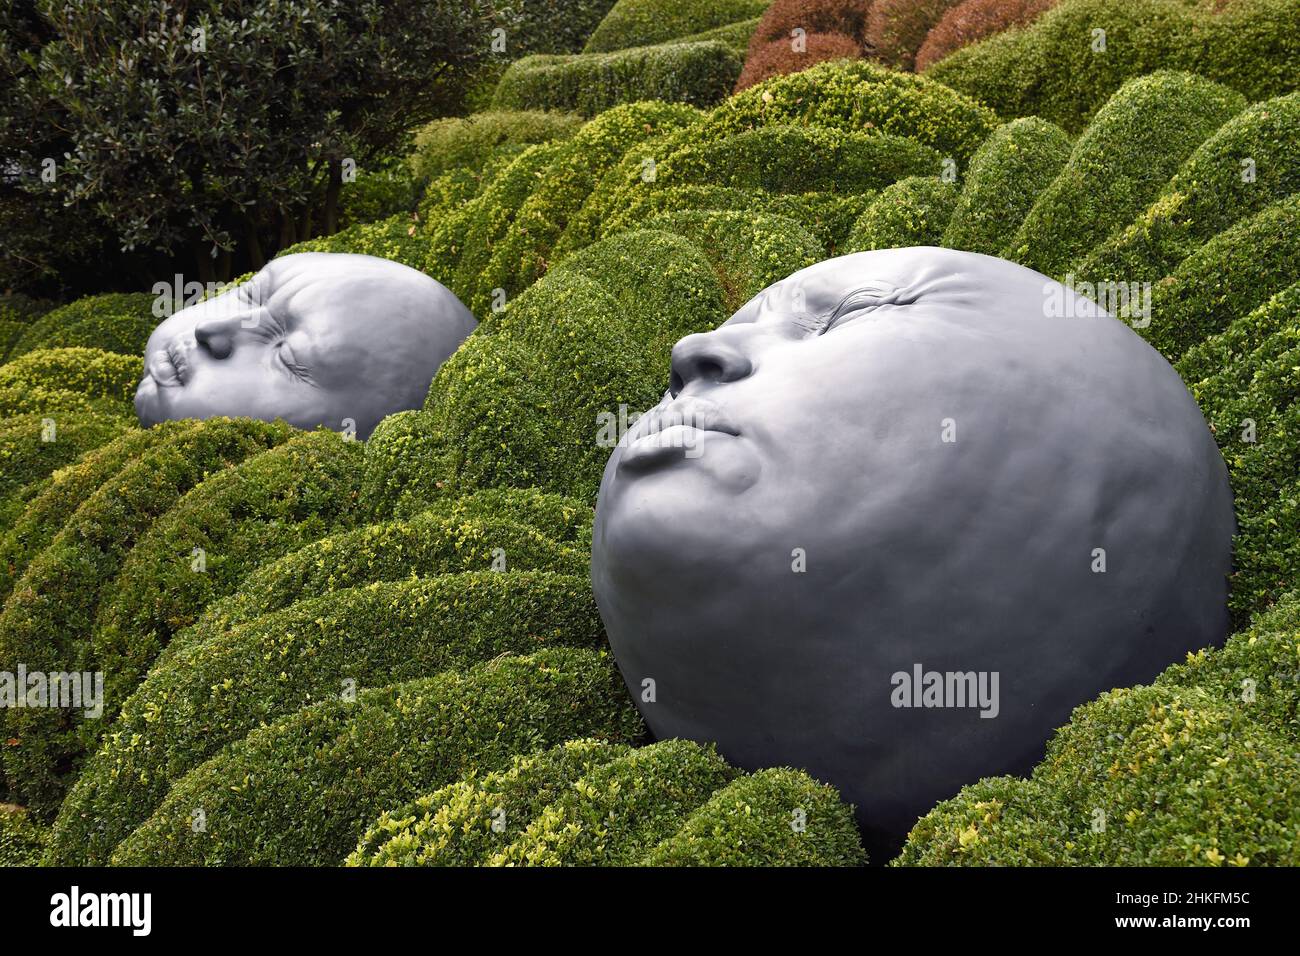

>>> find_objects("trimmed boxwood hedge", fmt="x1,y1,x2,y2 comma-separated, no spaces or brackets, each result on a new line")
0,804,47,867
0,347,141,411
278,214,433,276
843,175,958,250
896,594,1300,866
49,569,604,865
642,767,868,866
926,0,1299,134
0,412,131,529
110,648,645,866
1139,192,1300,360
1005,71,1246,278
0,418,291,816
88,430,366,722
1179,281,1300,390
681,15,762,53
408,110,585,185
158,508,590,664
470,101,702,314
6,293,155,361
491,42,744,117
1077,91,1300,285
941,117,1073,255
21,311,154,359
420,229,726,503
584,0,769,53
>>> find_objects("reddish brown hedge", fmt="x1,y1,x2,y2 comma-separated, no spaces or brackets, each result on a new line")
915,0,1057,71
736,31,864,91
750,0,874,46
865,0,964,70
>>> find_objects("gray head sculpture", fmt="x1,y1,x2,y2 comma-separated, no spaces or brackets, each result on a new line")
134,252,476,439
591,246,1235,860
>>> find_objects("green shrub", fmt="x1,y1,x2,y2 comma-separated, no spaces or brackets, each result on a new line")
278,214,432,274
843,175,958,250
942,117,1073,255
22,311,155,359
0,347,141,408
892,776,1067,865
470,101,702,314
584,0,770,52
416,156,522,225
0,418,291,816
926,0,1299,133
642,768,868,866
1005,71,1245,278
338,157,419,229
0,293,56,328
50,570,603,865
347,739,632,866
7,293,155,361
110,648,645,865
88,430,366,721
0,424,186,604
421,229,726,502
408,110,585,184
0,805,47,867
158,509,590,662
1139,192,1300,359
0,412,131,528
0,322,25,363
680,15,762,52
488,739,738,865
643,210,824,310
1179,281,1300,392
491,42,743,117
0,385,129,420
1077,91,1300,285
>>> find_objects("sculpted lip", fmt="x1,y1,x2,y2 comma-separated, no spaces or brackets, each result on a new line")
146,340,189,387
619,396,740,469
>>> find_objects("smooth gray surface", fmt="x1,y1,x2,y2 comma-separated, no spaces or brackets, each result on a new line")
591,247,1235,860
135,252,476,439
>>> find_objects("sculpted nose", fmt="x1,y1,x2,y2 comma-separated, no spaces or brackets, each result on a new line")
193,314,243,360
669,330,754,397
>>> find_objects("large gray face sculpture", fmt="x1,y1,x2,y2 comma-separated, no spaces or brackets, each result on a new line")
591,246,1234,859
135,252,475,439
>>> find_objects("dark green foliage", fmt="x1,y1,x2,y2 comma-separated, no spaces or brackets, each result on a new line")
942,117,1073,255
6,294,155,361
844,175,958,250
642,768,868,866
408,110,585,184
491,42,744,117
50,570,603,865
1005,71,1245,278
278,215,432,275
1078,91,1300,285
88,430,366,722
926,0,1299,134
110,649,644,865
0,412,131,530
0,418,291,816
0,805,47,867
584,0,770,52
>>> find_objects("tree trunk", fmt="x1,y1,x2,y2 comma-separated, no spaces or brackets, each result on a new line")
243,212,265,272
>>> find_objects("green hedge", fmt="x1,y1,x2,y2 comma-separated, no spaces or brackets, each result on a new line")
1077,91,1300,285
408,110,585,184
1179,281,1300,390
941,117,1073,255
0,805,47,867
7,293,155,361
0,418,291,816
896,595,1300,866
421,229,726,503
338,157,419,230
470,101,702,314
641,209,824,310
50,569,604,865
0,412,131,529
0,424,187,604
158,508,590,663
679,15,762,53
843,176,958,251
1139,192,1300,360
491,42,743,117
110,648,644,866
88,430,366,721
0,347,141,410
642,768,868,866
584,0,769,52
21,311,154,359
926,0,1299,134
279,214,433,275
1005,71,1245,278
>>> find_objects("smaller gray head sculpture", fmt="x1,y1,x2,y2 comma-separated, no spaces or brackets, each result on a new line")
135,252,475,439
592,246,1234,860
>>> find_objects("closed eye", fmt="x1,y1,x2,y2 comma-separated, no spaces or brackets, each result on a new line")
819,282,912,334
275,341,314,384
